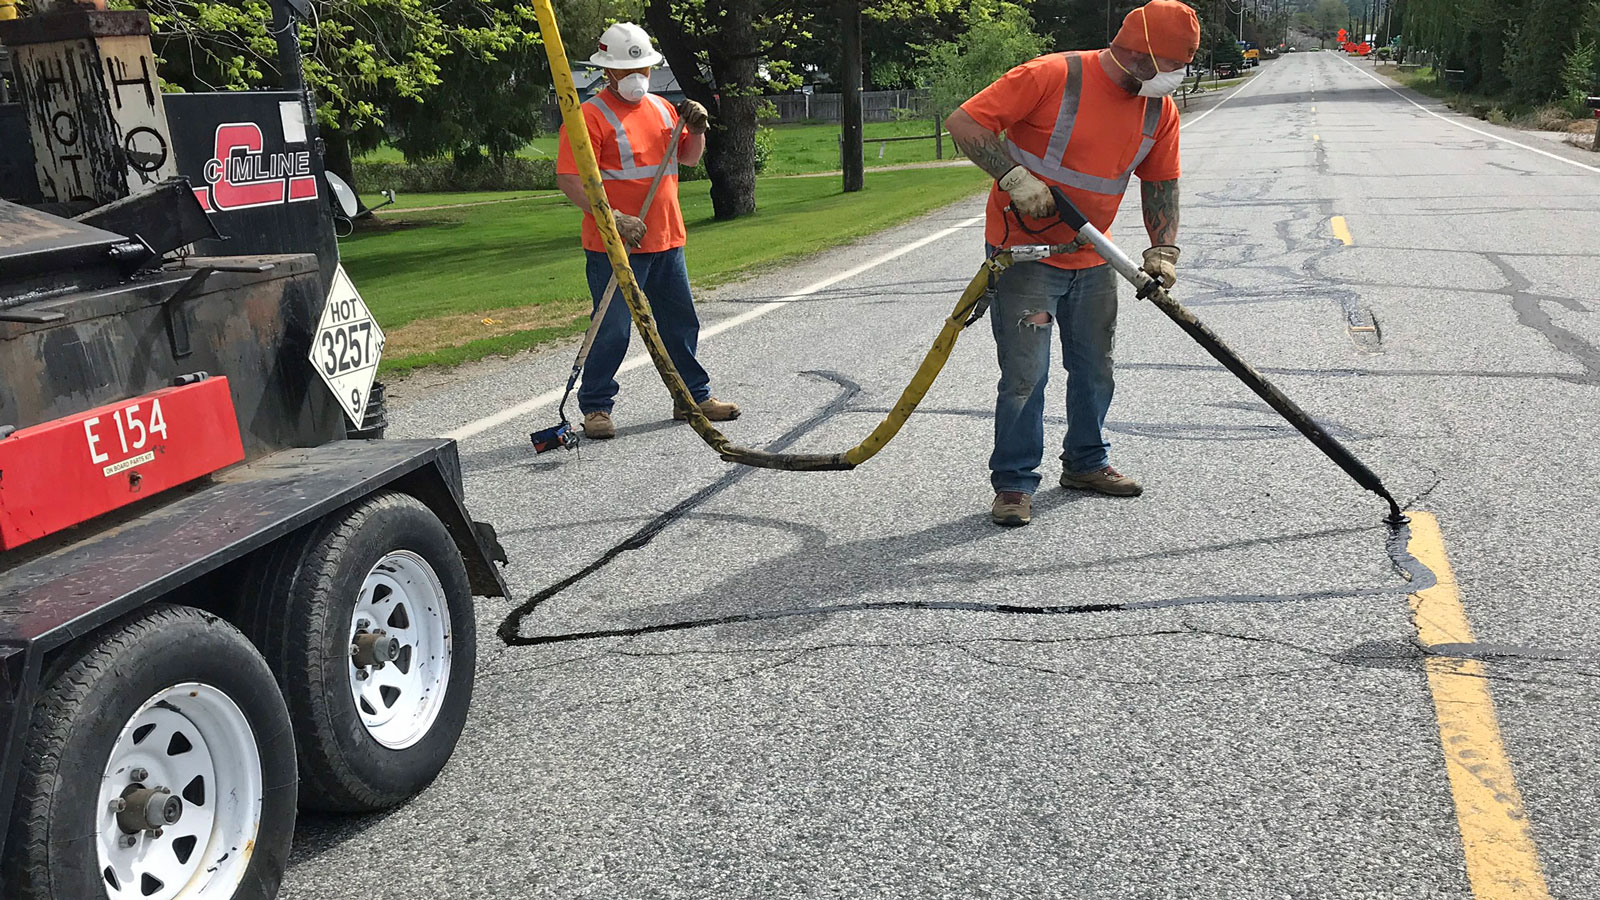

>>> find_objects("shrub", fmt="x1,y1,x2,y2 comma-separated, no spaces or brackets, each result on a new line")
353,157,557,193
1487,106,1511,125
1560,40,1598,117
1526,104,1576,130
354,152,717,193
754,126,775,174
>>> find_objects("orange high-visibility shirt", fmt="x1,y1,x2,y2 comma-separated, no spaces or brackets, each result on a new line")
961,50,1181,269
557,90,692,253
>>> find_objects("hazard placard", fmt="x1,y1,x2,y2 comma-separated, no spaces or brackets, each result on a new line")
309,266,386,426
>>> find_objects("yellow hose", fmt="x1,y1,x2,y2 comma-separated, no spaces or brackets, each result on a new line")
531,0,1007,470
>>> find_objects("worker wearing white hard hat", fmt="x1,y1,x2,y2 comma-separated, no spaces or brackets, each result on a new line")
556,22,739,440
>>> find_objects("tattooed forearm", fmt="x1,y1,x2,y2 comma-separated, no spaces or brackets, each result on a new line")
1141,178,1180,246
951,132,1018,180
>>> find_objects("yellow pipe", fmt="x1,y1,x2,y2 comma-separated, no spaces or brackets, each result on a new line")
531,0,1007,471
840,257,1007,465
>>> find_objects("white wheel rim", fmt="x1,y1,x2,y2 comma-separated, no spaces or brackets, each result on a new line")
96,683,262,900
348,549,453,750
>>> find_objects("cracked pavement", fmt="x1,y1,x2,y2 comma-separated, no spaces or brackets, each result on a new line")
282,52,1600,899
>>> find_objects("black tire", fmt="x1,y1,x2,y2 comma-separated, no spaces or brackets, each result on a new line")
245,491,475,813
2,604,297,900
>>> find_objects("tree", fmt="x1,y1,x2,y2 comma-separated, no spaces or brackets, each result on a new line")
1312,0,1349,43
134,0,542,187
919,1,1046,115
1504,0,1592,102
646,0,961,220
1031,0,1144,51
386,0,548,167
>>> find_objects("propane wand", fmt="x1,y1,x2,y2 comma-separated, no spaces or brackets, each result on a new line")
1036,186,1406,526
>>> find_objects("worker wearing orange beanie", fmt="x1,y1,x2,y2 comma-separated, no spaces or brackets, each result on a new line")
945,0,1201,527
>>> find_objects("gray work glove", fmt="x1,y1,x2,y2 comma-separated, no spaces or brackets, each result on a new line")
1142,245,1180,289
998,165,1055,219
678,99,710,135
614,213,647,248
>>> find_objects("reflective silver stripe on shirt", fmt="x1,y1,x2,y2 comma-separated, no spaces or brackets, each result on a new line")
1125,95,1164,175
647,93,675,128
601,162,679,181
587,94,680,181
1008,53,1167,196
587,96,638,173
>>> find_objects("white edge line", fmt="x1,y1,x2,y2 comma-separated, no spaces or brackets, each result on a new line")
1340,55,1600,175
1178,63,1273,130
444,213,986,440
447,65,1266,442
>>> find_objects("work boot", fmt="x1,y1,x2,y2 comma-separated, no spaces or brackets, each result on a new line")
1060,465,1143,497
582,410,616,440
991,491,1032,527
673,397,741,422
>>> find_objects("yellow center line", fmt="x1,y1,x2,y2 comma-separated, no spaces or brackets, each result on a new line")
1407,512,1552,900
1330,216,1354,246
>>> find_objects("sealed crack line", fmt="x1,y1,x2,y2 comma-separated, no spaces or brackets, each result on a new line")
498,369,862,645
501,519,1438,648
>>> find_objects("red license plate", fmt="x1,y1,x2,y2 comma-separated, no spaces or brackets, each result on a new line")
0,377,245,550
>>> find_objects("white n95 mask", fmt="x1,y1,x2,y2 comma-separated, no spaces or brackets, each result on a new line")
1140,68,1186,97
617,73,651,102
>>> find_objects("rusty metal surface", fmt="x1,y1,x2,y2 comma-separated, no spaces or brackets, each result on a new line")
0,253,348,457
0,8,152,45
0,439,461,647
0,104,40,203
0,437,507,862
74,175,218,256
3,11,176,205
0,198,125,297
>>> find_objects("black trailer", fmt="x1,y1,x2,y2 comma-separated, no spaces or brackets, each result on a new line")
0,5,508,898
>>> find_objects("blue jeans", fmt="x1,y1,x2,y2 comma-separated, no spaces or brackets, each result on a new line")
579,247,711,414
988,259,1119,494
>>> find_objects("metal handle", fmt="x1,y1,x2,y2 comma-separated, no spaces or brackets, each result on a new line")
1039,187,1404,522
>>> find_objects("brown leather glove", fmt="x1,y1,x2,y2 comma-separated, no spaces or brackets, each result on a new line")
678,100,710,134
615,213,647,248
1142,245,1180,289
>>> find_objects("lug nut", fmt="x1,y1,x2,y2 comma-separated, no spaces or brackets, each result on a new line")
129,768,148,783
109,798,127,813
121,834,138,848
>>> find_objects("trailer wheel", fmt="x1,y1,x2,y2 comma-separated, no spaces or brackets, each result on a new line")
1,605,296,900
248,491,475,813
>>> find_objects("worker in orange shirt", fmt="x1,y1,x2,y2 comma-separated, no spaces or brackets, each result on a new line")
556,22,740,441
945,0,1199,527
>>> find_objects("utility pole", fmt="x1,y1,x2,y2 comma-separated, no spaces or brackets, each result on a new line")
1106,0,1112,46
270,0,304,92
839,0,863,193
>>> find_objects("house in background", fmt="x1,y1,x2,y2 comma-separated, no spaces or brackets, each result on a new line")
572,64,687,104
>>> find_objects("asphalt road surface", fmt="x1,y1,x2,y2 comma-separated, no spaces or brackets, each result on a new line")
283,52,1600,899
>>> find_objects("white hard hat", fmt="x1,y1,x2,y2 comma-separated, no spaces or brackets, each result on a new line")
590,22,664,69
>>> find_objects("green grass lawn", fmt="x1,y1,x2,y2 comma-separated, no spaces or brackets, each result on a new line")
385,190,557,210
1378,64,1592,133
346,165,986,372
763,119,959,175
357,119,956,178
360,138,560,165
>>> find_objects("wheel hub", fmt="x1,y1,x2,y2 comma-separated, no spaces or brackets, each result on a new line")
96,684,263,900
351,629,401,668
116,785,184,833
347,550,453,750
